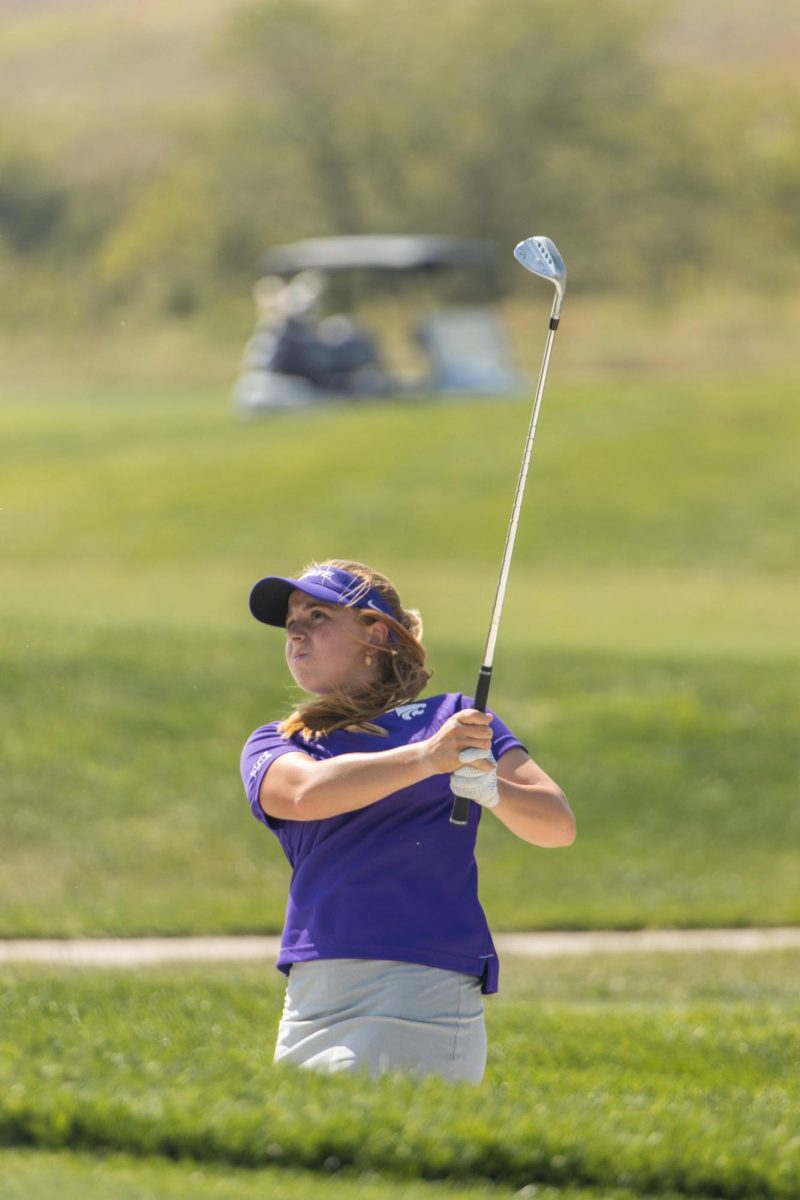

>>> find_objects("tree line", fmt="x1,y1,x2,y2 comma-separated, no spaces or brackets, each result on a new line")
1,0,798,325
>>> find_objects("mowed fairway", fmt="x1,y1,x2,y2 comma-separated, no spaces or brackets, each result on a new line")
1,372,797,934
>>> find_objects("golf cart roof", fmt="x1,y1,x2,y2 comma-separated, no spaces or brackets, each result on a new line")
261,235,496,276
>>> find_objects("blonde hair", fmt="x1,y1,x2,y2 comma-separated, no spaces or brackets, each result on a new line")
278,559,432,739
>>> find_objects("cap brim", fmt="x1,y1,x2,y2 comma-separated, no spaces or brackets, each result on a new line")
249,575,353,626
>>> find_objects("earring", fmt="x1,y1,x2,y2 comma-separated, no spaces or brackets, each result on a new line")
364,651,374,667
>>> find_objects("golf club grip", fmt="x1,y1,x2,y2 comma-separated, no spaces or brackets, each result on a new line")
449,666,493,826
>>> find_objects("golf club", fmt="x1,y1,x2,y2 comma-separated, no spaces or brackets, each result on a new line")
450,236,567,826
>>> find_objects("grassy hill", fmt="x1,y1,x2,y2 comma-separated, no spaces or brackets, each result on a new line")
0,0,244,177
3,0,799,378
659,0,800,78
4,0,798,178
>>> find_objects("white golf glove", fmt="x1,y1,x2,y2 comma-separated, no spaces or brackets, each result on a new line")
450,747,499,809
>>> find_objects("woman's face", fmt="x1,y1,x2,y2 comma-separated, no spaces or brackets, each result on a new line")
284,590,383,695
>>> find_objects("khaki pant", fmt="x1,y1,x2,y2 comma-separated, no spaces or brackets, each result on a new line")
274,957,487,1084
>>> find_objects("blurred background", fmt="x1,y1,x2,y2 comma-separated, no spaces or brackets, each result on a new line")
1,0,798,938
2,8,799,1195
2,0,800,371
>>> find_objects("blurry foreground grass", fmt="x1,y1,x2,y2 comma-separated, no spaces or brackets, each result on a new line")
0,1150,659,1200
1,952,797,1198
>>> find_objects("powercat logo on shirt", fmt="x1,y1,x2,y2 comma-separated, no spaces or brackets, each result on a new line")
249,751,272,779
392,703,427,721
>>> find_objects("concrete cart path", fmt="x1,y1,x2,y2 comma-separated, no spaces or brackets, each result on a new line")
1,928,799,968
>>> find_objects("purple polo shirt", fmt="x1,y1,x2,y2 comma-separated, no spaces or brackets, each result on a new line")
240,693,526,994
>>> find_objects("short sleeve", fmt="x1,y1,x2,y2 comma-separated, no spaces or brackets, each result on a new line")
458,695,528,761
489,707,528,760
240,723,308,829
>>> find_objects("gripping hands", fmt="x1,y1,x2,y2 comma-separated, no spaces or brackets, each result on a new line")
424,708,499,811
450,747,499,809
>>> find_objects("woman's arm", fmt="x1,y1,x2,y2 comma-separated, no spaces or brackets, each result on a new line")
259,709,495,822
492,747,576,847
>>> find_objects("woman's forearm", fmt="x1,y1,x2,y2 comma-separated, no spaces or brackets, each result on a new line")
493,776,576,846
261,743,433,821
260,710,515,825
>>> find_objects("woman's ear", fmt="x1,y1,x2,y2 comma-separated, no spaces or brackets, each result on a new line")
366,619,389,647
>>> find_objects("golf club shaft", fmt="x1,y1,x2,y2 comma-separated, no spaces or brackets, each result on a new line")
450,315,560,827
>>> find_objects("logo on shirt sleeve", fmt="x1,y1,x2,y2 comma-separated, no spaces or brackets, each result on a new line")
249,751,273,779
392,703,427,721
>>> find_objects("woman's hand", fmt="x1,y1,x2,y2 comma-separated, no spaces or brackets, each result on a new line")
422,709,495,775
451,747,499,807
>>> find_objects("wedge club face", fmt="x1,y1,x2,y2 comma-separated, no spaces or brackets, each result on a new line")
514,236,567,318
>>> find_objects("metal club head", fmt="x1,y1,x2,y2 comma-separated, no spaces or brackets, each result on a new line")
514,236,567,319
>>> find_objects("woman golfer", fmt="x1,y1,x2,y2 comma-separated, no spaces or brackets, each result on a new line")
240,560,574,1084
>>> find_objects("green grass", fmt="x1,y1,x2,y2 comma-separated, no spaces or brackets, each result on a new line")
2,359,798,1200
2,374,799,574
1,376,798,934
1,952,797,1198
1,627,798,936
0,1150,651,1200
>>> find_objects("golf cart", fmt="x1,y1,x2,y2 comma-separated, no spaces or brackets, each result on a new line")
232,235,518,413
